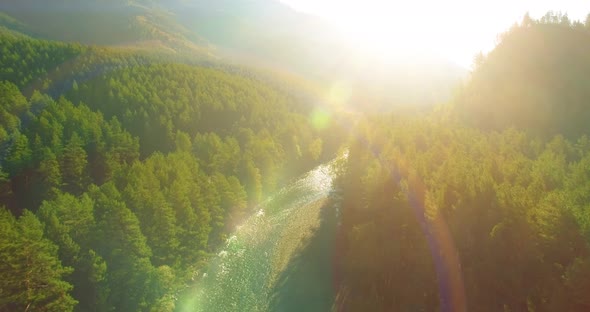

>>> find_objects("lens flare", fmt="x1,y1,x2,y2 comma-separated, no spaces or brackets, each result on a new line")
310,107,332,130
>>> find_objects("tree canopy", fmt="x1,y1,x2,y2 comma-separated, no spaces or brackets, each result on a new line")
333,13,590,311
0,28,341,311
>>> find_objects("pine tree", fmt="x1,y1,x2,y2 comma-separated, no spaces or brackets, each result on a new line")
0,208,77,311
89,183,157,311
0,167,10,199
37,193,105,311
36,148,62,201
60,133,88,195
175,131,192,153
5,131,32,176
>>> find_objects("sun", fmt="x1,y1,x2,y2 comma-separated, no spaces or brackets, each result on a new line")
282,0,590,69
279,0,513,68
342,16,432,60
314,1,469,65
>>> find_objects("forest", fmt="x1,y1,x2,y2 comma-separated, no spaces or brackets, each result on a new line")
333,13,590,311
0,26,341,311
2,7,590,312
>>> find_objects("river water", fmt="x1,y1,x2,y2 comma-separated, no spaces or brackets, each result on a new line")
177,159,341,312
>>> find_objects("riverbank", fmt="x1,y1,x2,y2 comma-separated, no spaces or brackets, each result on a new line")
270,198,327,286
268,196,338,312
176,162,338,312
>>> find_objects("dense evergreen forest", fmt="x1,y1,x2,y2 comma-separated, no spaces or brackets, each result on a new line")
0,27,342,311
3,6,590,312
333,13,590,311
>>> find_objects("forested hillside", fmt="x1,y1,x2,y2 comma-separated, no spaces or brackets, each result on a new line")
333,13,590,311
3,5,590,312
0,30,341,311
0,0,465,109
457,11,590,137
0,0,211,55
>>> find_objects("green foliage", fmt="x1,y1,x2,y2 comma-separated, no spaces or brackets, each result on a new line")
0,29,84,90
0,81,28,135
319,21,590,311
335,116,590,311
457,14,590,138
0,207,77,311
2,6,589,311
0,13,36,36
0,2,211,57
37,193,104,311
88,183,160,310
0,87,140,211
0,27,340,311
5,130,32,176
66,63,326,163
60,133,88,195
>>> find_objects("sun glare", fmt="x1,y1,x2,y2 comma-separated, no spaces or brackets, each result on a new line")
336,2,433,53
282,0,590,68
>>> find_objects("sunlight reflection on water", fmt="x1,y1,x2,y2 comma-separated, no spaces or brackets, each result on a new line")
177,156,343,312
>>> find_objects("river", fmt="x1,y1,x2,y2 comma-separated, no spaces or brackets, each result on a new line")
177,158,341,312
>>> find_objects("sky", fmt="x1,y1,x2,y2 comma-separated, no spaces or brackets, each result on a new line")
279,0,590,68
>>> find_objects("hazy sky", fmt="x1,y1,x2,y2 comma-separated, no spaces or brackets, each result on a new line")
279,0,590,67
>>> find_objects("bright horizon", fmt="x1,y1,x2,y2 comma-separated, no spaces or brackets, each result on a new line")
279,0,590,68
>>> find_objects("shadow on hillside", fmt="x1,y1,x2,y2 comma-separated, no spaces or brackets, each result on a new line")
268,198,338,312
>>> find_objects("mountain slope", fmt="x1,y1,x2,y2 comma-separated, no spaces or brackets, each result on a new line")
0,29,343,311
0,0,213,56
457,12,590,137
0,0,465,108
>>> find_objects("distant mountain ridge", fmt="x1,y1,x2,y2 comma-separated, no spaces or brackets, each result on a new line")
0,0,466,108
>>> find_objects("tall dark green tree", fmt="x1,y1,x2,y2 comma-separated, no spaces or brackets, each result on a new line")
0,207,77,311
37,193,105,311
60,133,88,195
5,130,32,176
89,183,158,311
